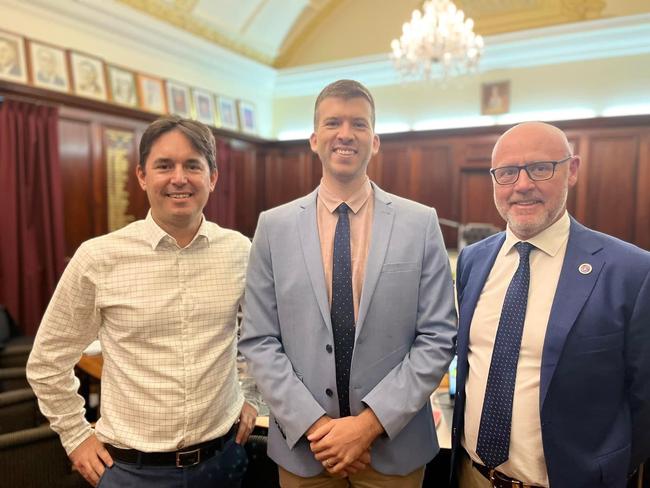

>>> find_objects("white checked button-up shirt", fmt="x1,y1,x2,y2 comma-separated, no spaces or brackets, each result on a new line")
27,213,259,454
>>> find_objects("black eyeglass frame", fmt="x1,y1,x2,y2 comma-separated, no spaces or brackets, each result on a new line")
490,156,573,185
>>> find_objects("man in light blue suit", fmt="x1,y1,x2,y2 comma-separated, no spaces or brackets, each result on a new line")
239,79,456,487
452,122,650,488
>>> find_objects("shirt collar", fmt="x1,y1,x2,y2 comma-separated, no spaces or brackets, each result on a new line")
143,210,211,250
317,177,373,214
503,211,570,257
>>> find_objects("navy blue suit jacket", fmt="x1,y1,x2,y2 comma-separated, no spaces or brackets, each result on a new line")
452,218,650,488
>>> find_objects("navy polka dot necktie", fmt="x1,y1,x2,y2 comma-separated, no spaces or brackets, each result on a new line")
476,241,534,469
331,203,355,418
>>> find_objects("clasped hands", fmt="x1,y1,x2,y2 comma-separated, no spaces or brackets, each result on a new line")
306,409,383,478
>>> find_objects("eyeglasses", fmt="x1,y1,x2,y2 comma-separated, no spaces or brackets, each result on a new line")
490,156,572,185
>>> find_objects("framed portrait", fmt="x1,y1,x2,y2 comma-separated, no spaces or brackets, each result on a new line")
215,95,239,132
70,51,108,101
481,81,510,115
136,73,167,113
238,100,257,135
191,88,216,126
28,40,70,92
0,29,28,83
107,65,138,108
166,80,191,118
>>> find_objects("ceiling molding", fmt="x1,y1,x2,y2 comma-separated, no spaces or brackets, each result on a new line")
273,0,345,68
13,0,277,95
458,0,607,35
274,13,650,97
115,0,274,65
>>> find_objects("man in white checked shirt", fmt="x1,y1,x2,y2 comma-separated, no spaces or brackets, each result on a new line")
27,116,259,487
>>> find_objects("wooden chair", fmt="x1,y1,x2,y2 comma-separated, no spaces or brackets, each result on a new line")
0,424,89,487
0,305,33,368
0,387,43,434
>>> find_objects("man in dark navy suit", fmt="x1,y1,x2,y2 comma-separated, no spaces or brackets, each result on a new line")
452,121,650,488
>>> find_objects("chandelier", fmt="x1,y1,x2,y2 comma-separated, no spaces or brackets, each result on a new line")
390,0,484,80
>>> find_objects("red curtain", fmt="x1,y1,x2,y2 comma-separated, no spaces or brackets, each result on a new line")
0,99,66,336
204,138,236,229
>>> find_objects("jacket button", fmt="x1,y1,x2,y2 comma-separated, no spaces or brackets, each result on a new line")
325,388,333,397
326,344,333,353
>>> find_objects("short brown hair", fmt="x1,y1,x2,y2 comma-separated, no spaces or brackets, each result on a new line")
313,79,376,129
139,115,217,173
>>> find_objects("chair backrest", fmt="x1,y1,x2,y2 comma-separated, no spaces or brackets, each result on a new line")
0,424,88,487
458,223,502,251
0,305,13,347
0,387,43,434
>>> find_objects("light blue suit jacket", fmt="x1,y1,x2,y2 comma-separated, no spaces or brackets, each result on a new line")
239,183,457,476
452,218,650,488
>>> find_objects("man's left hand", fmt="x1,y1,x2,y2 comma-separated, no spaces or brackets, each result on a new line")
307,409,383,474
235,401,257,444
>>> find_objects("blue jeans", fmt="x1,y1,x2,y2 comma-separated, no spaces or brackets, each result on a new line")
98,437,248,488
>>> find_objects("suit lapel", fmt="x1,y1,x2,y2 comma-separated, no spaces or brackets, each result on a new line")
297,188,332,332
356,185,395,335
540,220,604,408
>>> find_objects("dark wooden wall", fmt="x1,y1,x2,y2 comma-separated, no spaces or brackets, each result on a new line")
3,80,649,255
262,122,650,250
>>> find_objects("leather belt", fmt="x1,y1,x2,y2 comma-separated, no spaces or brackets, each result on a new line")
106,425,236,468
472,460,544,488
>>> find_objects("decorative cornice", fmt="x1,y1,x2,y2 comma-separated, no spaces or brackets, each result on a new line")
273,0,345,68
114,0,274,65
458,0,607,35
11,0,276,94
274,13,650,97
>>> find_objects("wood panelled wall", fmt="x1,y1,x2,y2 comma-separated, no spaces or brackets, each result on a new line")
3,81,649,255
262,123,650,250
56,111,650,253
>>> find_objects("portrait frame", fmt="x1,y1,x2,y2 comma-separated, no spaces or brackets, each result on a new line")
237,100,257,135
136,73,167,114
70,51,108,101
28,40,70,93
0,29,28,84
215,95,239,132
165,80,191,118
191,88,216,126
107,65,139,108
481,81,510,115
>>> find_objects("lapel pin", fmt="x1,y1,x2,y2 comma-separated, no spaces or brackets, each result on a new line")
578,263,592,275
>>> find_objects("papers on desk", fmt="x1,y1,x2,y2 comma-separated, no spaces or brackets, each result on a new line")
83,340,102,356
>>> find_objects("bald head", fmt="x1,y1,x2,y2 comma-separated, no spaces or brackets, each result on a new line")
492,122,572,168
490,121,580,240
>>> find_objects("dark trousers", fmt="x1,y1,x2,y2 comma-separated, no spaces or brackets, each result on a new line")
98,437,248,488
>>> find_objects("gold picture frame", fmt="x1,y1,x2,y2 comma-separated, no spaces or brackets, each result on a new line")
0,29,28,84
481,81,510,115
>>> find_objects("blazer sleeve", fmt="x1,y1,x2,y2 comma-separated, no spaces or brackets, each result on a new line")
361,208,457,439
626,267,650,469
238,212,326,449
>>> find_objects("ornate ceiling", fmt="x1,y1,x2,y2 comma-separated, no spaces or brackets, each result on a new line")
114,0,649,67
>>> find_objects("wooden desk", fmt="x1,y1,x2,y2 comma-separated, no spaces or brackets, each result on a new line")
77,354,103,380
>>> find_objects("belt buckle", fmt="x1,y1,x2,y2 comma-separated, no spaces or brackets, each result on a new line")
488,468,498,487
489,468,524,488
176,448,201,467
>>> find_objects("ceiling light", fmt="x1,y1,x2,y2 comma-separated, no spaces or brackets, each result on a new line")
390,0,484,80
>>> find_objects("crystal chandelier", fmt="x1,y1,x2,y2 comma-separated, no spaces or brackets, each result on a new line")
390,0,484,80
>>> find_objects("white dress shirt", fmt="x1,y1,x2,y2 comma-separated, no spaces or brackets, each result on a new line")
27,213,259,454
463,212,570,487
